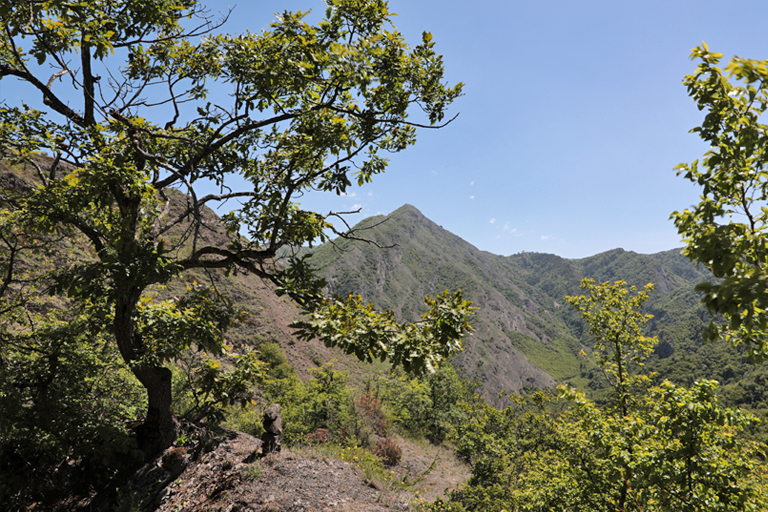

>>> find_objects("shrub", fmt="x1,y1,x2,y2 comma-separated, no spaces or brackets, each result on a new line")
306,428,331,445
0,325,146,510
376,437,402,466
357,392,387,437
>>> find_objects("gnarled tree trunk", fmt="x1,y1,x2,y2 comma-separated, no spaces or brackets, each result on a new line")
115,291,177,457
134,365,176,456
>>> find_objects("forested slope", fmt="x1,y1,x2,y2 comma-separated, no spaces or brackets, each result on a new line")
309,204,767,416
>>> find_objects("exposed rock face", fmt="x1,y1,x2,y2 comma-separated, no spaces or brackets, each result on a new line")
161,447,190,477
0,170,31,195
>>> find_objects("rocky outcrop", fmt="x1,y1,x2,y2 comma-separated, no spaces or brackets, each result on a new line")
242,403,283,464
100,427,401,512
261,403,282,454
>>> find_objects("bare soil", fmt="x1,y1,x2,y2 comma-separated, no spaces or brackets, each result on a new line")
106,427,468,512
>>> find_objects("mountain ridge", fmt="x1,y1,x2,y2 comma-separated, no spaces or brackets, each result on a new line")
308,204,716,405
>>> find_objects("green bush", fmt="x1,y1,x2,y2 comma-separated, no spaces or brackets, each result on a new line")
0,320,145,510
381,364,480,443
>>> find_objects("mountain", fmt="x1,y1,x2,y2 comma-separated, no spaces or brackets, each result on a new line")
8,159,766,511
4,153,754,406
308,204,727,405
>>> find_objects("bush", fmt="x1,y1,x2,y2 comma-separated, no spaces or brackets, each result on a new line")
306,428,331,444
383,364,480,443
357,392,387,437
375,437,403,466
260,362,356,445
0,322,145,510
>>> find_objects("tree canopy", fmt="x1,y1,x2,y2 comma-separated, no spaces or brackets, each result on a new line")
434,279,767,512
0,0,471,456
673,43,768,363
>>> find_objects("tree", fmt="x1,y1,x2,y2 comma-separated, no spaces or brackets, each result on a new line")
673,44,768,363
554,280,766,512
0,0,471,456
0,163,149,508
432,279,767,512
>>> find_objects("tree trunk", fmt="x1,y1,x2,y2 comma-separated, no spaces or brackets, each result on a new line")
114,292,177,457
134,365,177,457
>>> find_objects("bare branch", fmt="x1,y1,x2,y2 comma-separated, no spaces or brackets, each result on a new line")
48,152,62,181
27,158,49,187
327,104,461,130
178,246,276,280
112,6,231,49
165,75,181,129
155,111,294,189
0,66,86,127
154,191,257,238
46,69,69,89
324,212,397,249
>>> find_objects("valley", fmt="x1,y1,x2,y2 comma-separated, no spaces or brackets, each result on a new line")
306,204,764,414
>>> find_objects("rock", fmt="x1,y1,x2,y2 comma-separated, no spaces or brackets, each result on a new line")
161,446,189,477
241,438,264,463
261,404,282,455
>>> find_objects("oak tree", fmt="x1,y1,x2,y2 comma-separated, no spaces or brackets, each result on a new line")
0,0,470,455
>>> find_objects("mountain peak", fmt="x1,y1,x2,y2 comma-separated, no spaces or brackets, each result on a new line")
311,206,712,404
391,203,423,216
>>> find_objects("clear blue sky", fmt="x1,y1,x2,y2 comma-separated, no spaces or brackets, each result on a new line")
4,1,768,258
223,0,768,259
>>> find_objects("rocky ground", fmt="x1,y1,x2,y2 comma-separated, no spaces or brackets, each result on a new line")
96,426,468,512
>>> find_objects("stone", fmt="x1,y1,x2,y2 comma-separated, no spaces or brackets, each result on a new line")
261,404,283,455
242,438,264,464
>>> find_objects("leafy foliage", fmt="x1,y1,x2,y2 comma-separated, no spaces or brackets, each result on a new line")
0,311,145,509
673,44,768,362
293,290,475,375
565,279,657,415
172,350,264,423
367,363,480,444
0,0,467,459
432,280,768,512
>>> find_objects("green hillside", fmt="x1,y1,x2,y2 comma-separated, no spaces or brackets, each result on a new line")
309,204,766,418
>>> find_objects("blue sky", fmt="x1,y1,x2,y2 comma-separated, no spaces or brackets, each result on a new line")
4,1,768,259
224,0,768,259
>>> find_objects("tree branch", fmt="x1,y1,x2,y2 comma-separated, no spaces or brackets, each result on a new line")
178,246,276,280
81,39,96,126
324,210,397,249
154,191,257,238
0,66,86,127
155,111,295,189
0,232,18,300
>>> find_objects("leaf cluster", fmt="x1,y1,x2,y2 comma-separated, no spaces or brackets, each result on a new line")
292,289,475,375
673,43,768,362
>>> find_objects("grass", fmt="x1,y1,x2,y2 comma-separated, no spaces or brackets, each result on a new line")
244,460,262,481
505,330,584,382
